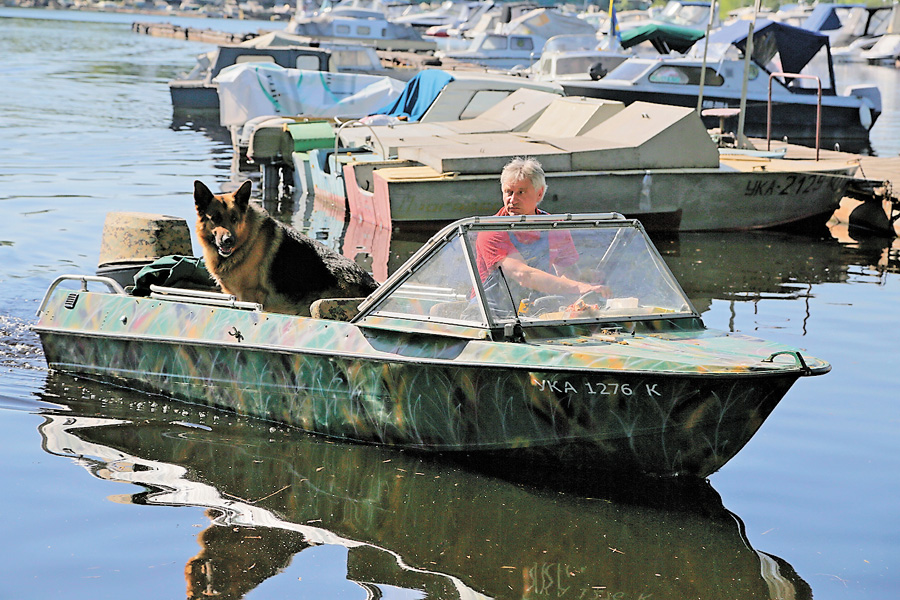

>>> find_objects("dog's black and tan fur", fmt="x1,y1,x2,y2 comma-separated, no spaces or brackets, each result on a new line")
194,180,378,316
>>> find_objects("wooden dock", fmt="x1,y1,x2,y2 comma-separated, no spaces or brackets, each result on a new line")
132,21,438,52
131,22,260,45
758,137,900,180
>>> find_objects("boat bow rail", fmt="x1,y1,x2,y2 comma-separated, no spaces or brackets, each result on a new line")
762,350,831,376
148,285,262,311
36,275,126,317
36,275,263,319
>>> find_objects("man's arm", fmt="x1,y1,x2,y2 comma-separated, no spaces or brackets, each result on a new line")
499,255,607,296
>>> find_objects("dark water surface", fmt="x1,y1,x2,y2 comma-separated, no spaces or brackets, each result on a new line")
1,8,898,599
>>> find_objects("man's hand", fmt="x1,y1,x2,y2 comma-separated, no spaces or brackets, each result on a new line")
561,276,611,298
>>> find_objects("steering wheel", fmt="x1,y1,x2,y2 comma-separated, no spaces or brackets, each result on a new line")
527,295,566,316
563,290,607,314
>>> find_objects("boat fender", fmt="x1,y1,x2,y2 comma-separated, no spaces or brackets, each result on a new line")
859,101,873,130
639,172,652,211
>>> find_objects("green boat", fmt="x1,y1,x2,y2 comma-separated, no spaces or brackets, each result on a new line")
33,213,829,477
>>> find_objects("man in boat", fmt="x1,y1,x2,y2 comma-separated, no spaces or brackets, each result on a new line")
476,157,609,314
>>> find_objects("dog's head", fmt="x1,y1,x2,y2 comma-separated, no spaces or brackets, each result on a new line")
193,180,253,258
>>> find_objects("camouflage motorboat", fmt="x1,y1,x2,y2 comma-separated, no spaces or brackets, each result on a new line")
33,213,830,477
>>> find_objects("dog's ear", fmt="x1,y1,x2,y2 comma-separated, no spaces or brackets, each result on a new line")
194,180,213,214
234,180,253,212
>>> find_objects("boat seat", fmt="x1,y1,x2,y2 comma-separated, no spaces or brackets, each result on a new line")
701,107,741,134
309,297,367,321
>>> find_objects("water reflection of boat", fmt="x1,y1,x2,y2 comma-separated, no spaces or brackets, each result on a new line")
828,224,900,275
654,229,873,314
296,193,428,282
37,373,812,600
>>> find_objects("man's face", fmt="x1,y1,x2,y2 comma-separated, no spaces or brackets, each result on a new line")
502,176,543,215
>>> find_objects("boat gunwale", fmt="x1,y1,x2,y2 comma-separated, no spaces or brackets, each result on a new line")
32,319,828,378
374,163,861,181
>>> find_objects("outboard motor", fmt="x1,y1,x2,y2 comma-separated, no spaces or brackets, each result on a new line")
96,212,194,288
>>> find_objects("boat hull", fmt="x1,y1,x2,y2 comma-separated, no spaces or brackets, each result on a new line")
347,160,855,232
169,81,220,115
35,290,805,478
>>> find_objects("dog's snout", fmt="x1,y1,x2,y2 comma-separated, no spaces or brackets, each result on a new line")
219,232,234,247
215,229,237,257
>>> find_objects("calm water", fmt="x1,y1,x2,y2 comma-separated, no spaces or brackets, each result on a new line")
1,8,899,599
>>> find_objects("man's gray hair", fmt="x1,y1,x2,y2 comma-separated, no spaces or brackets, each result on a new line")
501,157,547,201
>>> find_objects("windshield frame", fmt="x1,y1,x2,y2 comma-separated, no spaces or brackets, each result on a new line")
354,213,699,335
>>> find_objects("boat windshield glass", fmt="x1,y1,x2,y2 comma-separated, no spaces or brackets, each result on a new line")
657,1,710,28
330,48,381,69
602,59,655,82
366,234,483,323
479,34,509,51
648,65,725,86
554,54,610,76
542,34,600,54
364,219,694,327
467,222,693,325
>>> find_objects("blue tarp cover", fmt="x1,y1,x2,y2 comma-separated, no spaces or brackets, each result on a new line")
374,69,455,122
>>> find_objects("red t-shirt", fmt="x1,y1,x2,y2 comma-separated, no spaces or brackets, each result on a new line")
475,208,578,283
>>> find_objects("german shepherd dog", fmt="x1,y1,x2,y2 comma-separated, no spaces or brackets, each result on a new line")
194,180,378,316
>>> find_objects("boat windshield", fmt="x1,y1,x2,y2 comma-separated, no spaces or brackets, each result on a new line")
656,1,711,28
553,54,610,76
360,215,695,329
542,34,599,54
602,59,655,82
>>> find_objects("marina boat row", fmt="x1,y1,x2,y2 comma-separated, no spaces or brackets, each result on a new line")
261,89,859,232
563,19,882,151
434,7,598,70
168,31,403,119
153,3,884,235
285,0,437,52
153,2,887,155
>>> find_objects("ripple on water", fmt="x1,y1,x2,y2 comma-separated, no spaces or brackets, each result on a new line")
0,315,57,413
0,315,46,371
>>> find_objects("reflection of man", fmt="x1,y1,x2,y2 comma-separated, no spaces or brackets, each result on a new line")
476,157,608,297
185,510,311,599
